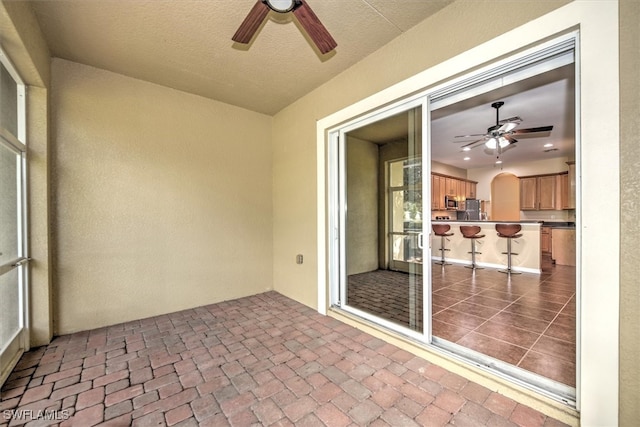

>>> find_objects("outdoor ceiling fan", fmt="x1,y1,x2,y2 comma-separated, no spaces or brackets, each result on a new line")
232,0,337,54
454,101,554,155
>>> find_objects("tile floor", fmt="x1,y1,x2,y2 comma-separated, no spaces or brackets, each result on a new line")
348,259,576,387
0,292,570,426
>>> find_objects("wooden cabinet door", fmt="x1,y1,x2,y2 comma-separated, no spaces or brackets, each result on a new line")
560,173,569,209
465,182,476,199
567,163,576,209
431,175,441,209
538,175,557,210
456,179,465,200
519,177,537,210
541,226,551,254
444,178,456,196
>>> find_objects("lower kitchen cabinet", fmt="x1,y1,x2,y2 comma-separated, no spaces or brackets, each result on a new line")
552,228,576,266
541,226,551,254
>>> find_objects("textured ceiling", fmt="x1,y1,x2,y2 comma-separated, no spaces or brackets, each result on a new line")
28,0,574,168
30,0,454,115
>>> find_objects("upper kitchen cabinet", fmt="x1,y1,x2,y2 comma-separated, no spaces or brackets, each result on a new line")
431,175,443,210
538,175,558,209
520,176,538,210
566,161,576,209
519,172,569,210
430,173,477,211
465,181,476,199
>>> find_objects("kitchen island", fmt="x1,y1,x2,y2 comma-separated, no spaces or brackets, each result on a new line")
431,220,542,273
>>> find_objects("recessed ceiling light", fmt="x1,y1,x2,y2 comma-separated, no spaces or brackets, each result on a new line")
464,157,470,161
495,160,503,164
462,147,471,152
544,143,553,148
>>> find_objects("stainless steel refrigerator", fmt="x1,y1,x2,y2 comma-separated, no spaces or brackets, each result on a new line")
457,199,481,220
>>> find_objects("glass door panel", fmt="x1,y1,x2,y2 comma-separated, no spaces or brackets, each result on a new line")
340,103,425,334
0,142,19,263
0,269,20,348
0,139,26,385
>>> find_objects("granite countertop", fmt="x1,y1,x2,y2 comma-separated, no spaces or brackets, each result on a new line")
432,220,544,224
542,221,576,228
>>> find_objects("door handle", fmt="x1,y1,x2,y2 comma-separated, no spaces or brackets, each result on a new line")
11,258,31,267
418,233,424,249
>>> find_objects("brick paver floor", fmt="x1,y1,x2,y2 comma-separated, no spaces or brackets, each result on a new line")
0,291,571,426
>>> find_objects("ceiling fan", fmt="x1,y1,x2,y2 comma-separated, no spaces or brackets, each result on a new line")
232,0,337,54
454,101,554,154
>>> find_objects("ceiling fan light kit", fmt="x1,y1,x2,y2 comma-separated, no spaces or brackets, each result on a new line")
485,136,510,149
232,0,337,54
265,0,297,13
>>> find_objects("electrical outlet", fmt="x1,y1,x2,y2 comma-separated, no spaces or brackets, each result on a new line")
296,254,303,264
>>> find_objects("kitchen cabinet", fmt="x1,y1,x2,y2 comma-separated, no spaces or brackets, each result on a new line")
560,173,570,209
519,173,568,210
541,226,552,254
430,173,478,211
538,175,557,209
444,178,456,196
566,161,576,209
552,228,576,266
431,175,442,210
465,181,476,199
519,177,538,210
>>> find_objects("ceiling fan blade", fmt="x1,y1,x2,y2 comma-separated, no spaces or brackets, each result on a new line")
454,133,486,139
232,0,270,44
293,0,337,54
461,139,485,149
514,125,554,134
498,122,517,133
501,143,517,153
504,135,518,144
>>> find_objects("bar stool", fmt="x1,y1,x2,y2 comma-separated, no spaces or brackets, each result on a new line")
495,224,523,275
460,226,485,270
432,224,453,266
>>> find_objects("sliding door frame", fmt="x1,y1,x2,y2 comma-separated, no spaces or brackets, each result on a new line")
0,46,30,387
328,95,431,343
324,31,580,407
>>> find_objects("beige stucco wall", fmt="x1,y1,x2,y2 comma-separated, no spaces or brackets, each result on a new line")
619,0,639,424
51,59,273,334
345,137,378,275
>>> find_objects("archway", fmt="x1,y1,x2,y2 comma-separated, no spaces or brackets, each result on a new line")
491,173,520,221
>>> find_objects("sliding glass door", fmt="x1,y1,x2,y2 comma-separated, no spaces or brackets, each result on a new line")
327,34,578,405
0,51,28,386
332,98,429,338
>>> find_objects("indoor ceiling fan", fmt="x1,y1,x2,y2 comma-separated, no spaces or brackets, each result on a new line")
232,0,337,54
454,101,554,155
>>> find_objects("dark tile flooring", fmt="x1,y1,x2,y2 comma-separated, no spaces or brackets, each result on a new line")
348,258,576,387
0,292,571,426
